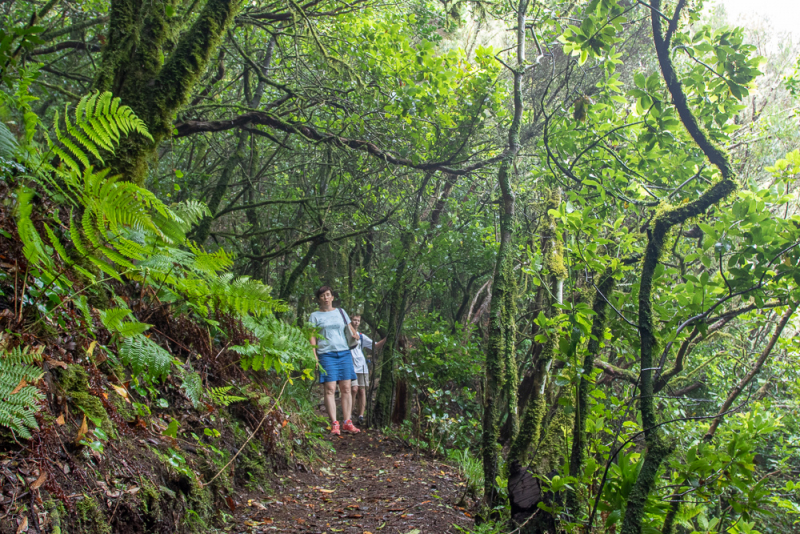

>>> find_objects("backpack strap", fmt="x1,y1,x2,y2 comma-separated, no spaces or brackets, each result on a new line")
337,308,348,325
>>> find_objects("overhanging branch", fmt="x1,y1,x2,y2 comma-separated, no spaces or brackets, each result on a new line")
174,111,508,175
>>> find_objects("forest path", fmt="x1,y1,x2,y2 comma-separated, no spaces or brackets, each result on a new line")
232,429,474,533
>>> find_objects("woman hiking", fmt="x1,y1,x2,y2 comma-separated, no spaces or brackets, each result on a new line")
309,286,361,435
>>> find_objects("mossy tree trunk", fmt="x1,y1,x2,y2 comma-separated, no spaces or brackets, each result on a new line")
481,0,528,510
373,176,431,427
506,189,565,468
565,269,615,518
621,3,738,531
372,228,412,428
93,0,243,183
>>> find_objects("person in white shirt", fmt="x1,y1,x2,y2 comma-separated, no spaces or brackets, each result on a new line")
348,314,385,426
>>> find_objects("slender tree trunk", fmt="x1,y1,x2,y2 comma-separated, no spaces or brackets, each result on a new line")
481,0,528,509
565,270,615,518
372,233,411,427
193,131,247,244
507,189,565,467
621,2,739,531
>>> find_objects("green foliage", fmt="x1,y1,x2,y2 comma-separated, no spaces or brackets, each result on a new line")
0,345,45,439
118,335,172,380
181,371,203,408
0,24,44,87
0,122,17,160
15,90,283,324
231,315,314,377
208,386,245,407
45,91,152,174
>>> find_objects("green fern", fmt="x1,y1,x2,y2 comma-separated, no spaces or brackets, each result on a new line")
181,371,203,408
208,386,245,407
0,122,17,160
231,315,314,376
119,335,172,380
13,90,290,385
46,91,152,174
0,346,45,440
99,307,152,338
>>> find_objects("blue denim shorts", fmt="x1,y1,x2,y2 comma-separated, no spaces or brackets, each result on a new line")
318,350,357,383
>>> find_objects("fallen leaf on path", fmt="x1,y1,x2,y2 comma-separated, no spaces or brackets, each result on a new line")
30,472,46,490
46,359,68,369
110,383,130,402
225,496,236,511
55,414,65,426
75,414,88,443
16,516,28,533
318,488,335,493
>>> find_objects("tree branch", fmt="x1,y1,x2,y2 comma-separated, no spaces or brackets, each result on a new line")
174,111,509,175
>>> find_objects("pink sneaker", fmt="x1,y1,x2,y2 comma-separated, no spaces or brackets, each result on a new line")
331,421,340,436
342,420,360,434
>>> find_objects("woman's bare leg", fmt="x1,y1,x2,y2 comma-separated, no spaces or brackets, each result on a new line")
323,381,338,422
339,380,352,422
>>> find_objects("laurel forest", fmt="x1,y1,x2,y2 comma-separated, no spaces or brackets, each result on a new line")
1,0,800,532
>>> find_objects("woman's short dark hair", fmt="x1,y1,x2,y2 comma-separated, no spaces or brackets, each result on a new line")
315,285,334,299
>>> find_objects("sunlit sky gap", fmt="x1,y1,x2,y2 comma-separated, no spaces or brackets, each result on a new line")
710,0,800,38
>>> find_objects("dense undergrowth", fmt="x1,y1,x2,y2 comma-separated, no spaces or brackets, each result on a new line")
0,88,324,533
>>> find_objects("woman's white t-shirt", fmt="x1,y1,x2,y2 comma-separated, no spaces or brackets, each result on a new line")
309,308,351,354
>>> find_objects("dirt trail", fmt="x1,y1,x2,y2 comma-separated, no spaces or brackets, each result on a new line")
233,429,475,533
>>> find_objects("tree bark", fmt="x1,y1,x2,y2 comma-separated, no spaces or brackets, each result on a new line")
481,0,528,510
94,0,243,183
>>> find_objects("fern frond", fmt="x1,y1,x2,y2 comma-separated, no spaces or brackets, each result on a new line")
88,255,123,281
208,386,245,407
74,295,94,327
232,315,313,375
69,216,89,256
73,265,97,282
0,122,18,159
181,372,203,408
59,112,91,169
16,187,50,267
48,140,81,174
99,307,132,332
119,335,171,379
187,244,234,275
43,223,72,265
0,346,45,440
